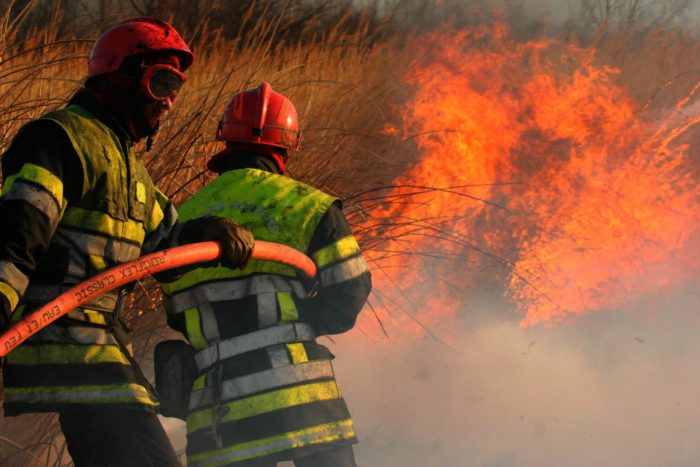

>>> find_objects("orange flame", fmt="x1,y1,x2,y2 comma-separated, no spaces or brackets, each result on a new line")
358,24,700,333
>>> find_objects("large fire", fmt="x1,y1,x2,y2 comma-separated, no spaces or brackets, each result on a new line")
356,24,700,334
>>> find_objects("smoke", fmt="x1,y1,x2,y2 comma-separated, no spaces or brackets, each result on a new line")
329,284,700,466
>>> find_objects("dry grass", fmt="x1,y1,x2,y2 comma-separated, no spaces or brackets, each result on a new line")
0,4,415,464
0,1,699,464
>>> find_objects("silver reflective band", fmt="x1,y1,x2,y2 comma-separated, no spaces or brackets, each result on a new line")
4,386,151,403
257,293,278,328
319,256,369,287
142,203,178,253
22,285,119,312
166,276,307,314
189,360,334,411
199,303,220,343
4,182,61,228
190,420,355,466
30,323,119,346
266,345,290,369
54,226,142,263
0,260,30,295
194,323,316,371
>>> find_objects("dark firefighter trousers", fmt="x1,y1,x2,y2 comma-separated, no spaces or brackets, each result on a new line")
59,407,180,466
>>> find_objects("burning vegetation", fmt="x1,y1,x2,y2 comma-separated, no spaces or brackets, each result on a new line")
0,0,699,464
357,21,700,332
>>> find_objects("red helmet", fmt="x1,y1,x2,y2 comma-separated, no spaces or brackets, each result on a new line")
88,17,193,79
216,82,301,150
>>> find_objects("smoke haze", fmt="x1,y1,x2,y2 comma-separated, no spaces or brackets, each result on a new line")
328,285,700,466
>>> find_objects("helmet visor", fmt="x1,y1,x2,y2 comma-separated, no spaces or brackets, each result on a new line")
142,64,186,100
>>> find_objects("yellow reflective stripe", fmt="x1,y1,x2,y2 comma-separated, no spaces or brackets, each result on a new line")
187,381,341,433
4,383,158,406
192,373,207,391
189,419,355,466
286,343,308,364
61,206,146,244
7,344,129,365
146,198,165,233
88,254,107,271
312,236,360,269
185,307,208,349
154,188,169,208
277,292,298,323
162,261,298,295
0,280,20,311
2,163,63,205
136,182,146,203
83,309,108,325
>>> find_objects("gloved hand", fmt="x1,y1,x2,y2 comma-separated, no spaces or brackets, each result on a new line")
179,216,255,269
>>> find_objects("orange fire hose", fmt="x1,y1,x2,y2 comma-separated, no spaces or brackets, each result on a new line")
0,241,316,357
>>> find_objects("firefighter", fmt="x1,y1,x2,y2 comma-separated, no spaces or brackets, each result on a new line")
0,17,253,466
160,82,372,466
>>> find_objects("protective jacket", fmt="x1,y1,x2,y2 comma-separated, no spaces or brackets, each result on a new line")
0,93,177,414
161,159,371,466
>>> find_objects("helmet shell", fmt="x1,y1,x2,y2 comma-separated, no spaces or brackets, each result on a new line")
216,82,301,151
88,17,193,79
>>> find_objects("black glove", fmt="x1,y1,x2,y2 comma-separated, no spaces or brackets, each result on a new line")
179,216,254,269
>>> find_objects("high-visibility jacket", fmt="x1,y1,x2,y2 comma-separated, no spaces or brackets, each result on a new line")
161,167,370,466
1,103,176,414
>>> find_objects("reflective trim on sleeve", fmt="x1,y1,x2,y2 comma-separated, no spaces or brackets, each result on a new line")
192,372,207,391
28,321,118,345
266,345,289,369
189,419,355,466
199,303,220,345
286,343,308,364
0,281,20,310
194,323,315,372
188,360,335,412
83,309,108,325
3,383,158,406
53,225,141,263
146,200,165,233
142,202,178,253
154,188,169,210
185,308,208,350
136,182,147,204
164,276,306,314
277,292,298,323
319,256,370,287
6,344,129,365
257,293,278,328
88,254,107,271
0,261,30,296
3,181,62,226
22,286,119,313
312,236,361,269
2,163,63,206
162,262,298,296
187,380,342,433
61,206,146,245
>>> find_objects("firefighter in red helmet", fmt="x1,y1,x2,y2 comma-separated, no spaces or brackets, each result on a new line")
160,82,371,466
0,17,253,466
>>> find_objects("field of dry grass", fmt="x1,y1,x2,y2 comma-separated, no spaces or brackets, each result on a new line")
0,0,699,464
